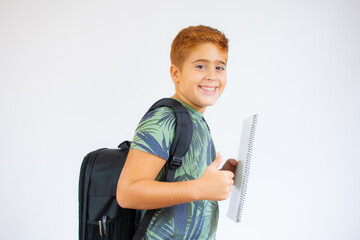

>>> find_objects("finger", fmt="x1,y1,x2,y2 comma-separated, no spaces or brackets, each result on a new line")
210,152,223,169
225,171,235,179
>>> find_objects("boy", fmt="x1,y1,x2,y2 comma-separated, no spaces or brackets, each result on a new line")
117,25,237,239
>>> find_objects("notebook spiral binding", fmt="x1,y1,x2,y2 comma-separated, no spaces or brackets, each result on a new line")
235,114,258,222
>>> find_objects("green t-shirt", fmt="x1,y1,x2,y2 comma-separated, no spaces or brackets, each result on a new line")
131,99,218,240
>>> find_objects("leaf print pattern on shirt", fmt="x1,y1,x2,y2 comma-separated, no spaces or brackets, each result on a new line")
131,101,218,239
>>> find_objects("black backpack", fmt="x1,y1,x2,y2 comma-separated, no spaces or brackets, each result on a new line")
79,98,193,240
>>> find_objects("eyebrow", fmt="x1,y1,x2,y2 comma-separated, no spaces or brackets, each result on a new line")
192,59,227,65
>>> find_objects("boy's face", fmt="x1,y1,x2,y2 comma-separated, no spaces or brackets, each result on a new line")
171,43,227,113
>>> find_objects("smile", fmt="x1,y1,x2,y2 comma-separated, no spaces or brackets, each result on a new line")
199,86,218,94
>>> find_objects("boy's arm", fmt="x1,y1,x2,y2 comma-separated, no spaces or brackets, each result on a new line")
116,149,234,210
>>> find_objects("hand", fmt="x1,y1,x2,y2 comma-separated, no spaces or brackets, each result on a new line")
198,152,234,201
221,158,238,178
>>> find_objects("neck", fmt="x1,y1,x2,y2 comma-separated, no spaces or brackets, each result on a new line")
171,93,206,114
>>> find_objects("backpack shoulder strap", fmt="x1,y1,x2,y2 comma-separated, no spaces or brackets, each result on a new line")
132,98,193,240
148,98,193,179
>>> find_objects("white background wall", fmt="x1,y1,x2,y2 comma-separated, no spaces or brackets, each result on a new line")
1,0,359,239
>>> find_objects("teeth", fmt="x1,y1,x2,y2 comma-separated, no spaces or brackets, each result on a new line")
201,86,216,91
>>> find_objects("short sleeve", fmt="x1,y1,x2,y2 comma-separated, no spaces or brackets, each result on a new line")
130,107,176,161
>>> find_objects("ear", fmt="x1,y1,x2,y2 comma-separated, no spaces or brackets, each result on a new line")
170,65,180,84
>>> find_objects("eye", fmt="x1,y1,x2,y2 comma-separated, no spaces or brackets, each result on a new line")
216,66,225,71
196,65,206,70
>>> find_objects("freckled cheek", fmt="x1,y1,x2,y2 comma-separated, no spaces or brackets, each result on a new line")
219,77,227,87
222,80,227,88
183,80,199,91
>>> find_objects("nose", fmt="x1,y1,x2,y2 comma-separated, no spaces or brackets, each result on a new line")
205,68,216,81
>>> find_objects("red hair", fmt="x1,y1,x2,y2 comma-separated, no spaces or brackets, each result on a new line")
170,25,229,69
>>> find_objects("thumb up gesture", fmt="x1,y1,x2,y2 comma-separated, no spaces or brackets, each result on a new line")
198,153,236,201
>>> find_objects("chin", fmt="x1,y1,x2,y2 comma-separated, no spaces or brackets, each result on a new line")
199,98,218,107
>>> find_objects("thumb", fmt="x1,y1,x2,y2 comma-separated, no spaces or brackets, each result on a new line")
210,152,223,169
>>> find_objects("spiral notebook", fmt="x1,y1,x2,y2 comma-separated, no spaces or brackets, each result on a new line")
227,114,258,223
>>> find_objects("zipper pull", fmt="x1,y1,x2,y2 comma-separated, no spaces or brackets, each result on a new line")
102,216,107,236
98,220,103,239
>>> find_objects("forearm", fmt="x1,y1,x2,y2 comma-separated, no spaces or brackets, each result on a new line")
116,149,233,209
117,178,202,210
